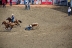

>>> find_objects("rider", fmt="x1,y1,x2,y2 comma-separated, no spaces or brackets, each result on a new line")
11,14,15,22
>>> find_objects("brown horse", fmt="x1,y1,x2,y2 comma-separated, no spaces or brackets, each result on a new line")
2,21,17,30
6,17,22,26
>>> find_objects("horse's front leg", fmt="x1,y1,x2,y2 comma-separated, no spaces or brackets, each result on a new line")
5,27,7,30
10,27,12,30
17,23,21,27
19,24,21,27
10,26,13,30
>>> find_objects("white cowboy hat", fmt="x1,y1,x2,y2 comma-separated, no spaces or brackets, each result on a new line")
29,25,32,27
12,14,14,15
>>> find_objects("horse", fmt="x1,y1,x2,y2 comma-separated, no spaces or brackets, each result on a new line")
2,21,17,30
6,17,22,26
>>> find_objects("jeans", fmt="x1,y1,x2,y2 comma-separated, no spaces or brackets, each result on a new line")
3,3,6,8
11,19,14,22
25,4,27,9
10,2,12,6
68,12,71,16
32,1,34,5
25,27,32,30
25,4,30,10
28,4,30,10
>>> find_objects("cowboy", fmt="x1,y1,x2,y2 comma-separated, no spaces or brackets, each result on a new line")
11,14,15,22
25,23,39,30
68,7,71,16
10,0,12,6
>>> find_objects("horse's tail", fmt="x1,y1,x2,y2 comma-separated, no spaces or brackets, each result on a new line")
18,20,22,23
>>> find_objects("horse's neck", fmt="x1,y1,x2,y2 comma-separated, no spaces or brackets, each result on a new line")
4,23,7,26
16,19,18,22
7,18,11,22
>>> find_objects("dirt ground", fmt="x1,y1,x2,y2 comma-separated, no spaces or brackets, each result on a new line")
0,5,72,48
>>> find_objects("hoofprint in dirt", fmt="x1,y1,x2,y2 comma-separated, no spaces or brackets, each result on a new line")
0,6,72,48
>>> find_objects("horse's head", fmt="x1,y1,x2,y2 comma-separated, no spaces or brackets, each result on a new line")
6,17,12,20
2,21,6,25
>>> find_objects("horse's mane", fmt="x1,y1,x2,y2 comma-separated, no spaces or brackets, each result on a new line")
6,17,11,20
6,17,12,22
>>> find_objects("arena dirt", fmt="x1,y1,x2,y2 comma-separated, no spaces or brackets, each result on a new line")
0,6,72,48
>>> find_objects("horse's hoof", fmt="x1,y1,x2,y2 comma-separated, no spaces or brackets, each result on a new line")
10,28,12,30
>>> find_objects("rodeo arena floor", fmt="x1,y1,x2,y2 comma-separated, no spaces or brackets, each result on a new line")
0,5,72,48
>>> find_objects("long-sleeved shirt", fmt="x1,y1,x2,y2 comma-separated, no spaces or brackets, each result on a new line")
68,8,71,12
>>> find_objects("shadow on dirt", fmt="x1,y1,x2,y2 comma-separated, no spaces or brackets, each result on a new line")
0,30,11,32
0,30,16,32
51,6,72,15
